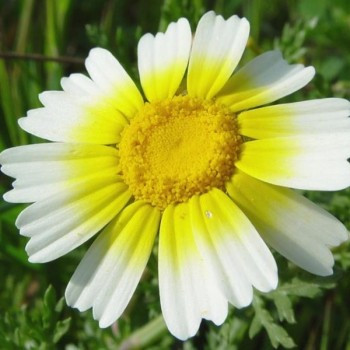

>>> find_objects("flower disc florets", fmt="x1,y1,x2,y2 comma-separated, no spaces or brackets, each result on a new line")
119,95,241,209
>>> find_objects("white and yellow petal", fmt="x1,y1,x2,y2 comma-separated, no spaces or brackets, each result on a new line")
85,48,144,119
159,202,228,340
138,18,191,102
189,189,278,307
216,50,315,112
226,172,348,275
65,201,160,328
0,143,119,203
187,11,249,100
238,98,350,139
19,89,128,144
236,133,350,191
16,173,131,263
19,47,146,143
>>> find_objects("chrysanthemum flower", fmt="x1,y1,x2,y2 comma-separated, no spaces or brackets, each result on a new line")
1,11,349,340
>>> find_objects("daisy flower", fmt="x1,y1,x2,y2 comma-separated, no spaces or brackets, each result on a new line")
1,11,349,340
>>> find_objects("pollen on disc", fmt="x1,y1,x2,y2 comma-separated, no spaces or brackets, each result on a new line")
119,95,241,209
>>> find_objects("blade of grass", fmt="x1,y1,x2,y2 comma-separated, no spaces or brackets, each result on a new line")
45,0,63,89
243,0,261,41
15,0,35,53
11,0,35,145
44,0,74,89
0,60,19,147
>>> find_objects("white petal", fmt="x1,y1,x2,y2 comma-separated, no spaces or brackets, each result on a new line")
236,133,350,191
65,201,160,328
187,11,249,99
238,98,350,139
137,18,191,101
17,175,131,262
159,203,228,340
216,50,315,112
227,171,348,275
85,48,144,118
60,73,98,96
189,189,278,307
0,143,119,203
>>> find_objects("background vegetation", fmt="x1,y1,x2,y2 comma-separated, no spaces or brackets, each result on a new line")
0,0,350,349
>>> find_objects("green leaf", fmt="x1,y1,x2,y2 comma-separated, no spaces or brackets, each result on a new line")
85,24,109,47
55,297,65,313
53,318,71,343
42,285,56,329
251,296,296,349
272,293,296,324
264,321,296,349
277,278,322,298
44,285,56,309
249,314,263,338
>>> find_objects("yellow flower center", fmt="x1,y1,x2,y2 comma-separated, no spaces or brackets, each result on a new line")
119,95,241,209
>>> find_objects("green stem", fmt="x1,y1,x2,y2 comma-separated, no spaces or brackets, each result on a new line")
320,294,333,350
119,315,167,350
0,52,84,65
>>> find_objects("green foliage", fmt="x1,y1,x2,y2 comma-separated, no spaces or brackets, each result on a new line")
0,285,71,349
274,18,318,63
0,0,350,349
252,273,338,349
250,296,296,349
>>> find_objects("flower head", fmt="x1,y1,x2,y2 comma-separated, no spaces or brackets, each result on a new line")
1,11,349,340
